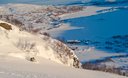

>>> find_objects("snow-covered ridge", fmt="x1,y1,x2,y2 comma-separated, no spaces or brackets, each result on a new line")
0,20,80,68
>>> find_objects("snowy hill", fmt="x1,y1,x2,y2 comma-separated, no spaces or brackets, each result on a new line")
0,21,127,78
0,20,80,68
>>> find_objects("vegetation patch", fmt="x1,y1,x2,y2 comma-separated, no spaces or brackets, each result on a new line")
0,23,12,30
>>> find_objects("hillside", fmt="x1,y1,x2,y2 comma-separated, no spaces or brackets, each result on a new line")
0,20,80,68
0,56,127,78
0,20,127,78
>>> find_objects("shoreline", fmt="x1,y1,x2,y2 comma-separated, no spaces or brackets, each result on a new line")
47,23,84,38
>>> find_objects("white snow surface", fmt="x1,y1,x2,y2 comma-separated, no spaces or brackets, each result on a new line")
0,20,80,67
0,56,127,78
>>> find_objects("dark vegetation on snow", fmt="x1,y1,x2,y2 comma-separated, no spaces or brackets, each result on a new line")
82,54,128,77
0,23,12,30
58,34,128,76
61,35,128,53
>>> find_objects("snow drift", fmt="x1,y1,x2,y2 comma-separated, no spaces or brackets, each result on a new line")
0,20,80,68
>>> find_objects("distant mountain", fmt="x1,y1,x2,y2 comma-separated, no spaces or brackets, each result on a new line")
0,0,127,5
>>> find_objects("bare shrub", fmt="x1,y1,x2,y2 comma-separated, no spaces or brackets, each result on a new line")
42,32,50,37
32,28,42,33
11,19,23,26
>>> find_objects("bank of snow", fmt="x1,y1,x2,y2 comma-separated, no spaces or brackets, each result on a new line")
0,20,80,68
0,56,127,78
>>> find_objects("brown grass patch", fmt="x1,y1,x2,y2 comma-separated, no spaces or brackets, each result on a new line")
0,23,12,30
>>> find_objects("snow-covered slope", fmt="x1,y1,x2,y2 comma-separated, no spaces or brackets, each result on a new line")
0,20,80,68
0,21,127,78
0,56,127,78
